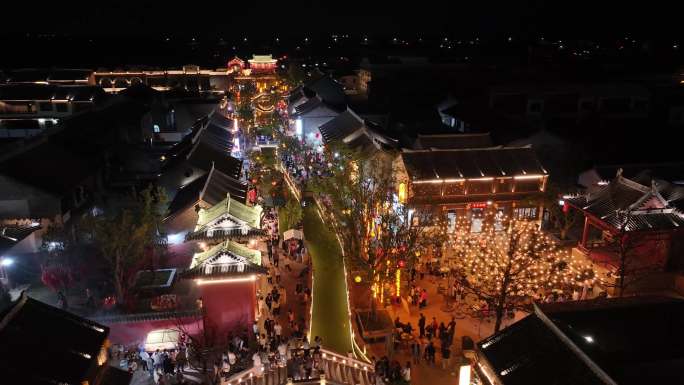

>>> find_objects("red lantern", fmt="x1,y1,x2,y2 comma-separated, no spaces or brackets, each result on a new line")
398,260,406,268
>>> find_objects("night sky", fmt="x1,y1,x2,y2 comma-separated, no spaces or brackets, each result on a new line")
1,1,682,38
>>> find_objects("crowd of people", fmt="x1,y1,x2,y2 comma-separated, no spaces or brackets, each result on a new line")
373,356,411,385
393,313,458,373
112,341,190,385
280,146,333,190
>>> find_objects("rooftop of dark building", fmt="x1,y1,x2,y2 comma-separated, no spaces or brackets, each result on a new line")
401,146,547,180
478,296,684,385
0,294,109,385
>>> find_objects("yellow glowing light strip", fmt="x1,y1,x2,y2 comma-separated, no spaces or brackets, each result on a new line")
514,174,545,180
195,275,256,285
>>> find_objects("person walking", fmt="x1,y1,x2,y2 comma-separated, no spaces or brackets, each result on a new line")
274,321,283,342
402,362,411,382
176,349,187,373
288,309,295,329
419,289,428,308
426,341,436,365
418,313,426,338
441,345,451,371
139,350,150,372
411,339,421,364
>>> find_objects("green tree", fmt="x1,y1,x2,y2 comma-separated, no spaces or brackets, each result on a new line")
310,144,440,312
84,186,167,305
280,198,303,231
543,182,581,240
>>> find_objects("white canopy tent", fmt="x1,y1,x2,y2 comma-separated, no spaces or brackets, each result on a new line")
283,229,304,240
145,329,180,352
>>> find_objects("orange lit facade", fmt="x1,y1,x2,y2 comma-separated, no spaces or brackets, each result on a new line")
394,147,548,232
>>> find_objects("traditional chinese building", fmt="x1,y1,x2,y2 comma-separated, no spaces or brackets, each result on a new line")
228,57,246,74
566,170,684,290
476,297,684,385
248,55,277,75
394,144,548,232
287,75,347,142
181,240,267,338
164,163,248,234
185,194,264,243
0,293,131,385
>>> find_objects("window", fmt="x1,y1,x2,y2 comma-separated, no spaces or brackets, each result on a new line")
515,179,541,193
153,124,161,133
470,208,485,233
514,207,538,220
55,103,68,113
496,178,513,193
38,102,52,112
412,183,442,197
443,181,465,196
494,208,506,231
467,180,492,195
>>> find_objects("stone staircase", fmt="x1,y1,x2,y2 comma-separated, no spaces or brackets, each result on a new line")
220,349,374,385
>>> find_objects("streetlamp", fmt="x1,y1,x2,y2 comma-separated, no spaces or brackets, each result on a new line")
0,257,14,288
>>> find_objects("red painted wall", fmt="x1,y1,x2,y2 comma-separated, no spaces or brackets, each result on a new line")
200,280,256,341
106,316,203,347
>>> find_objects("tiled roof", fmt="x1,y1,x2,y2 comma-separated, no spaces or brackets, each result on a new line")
5,68,92,83
166,174,208,218
566,174,684,231
478,313,606,385
200,165,248,205
198,121,234,153
209,111,233,130
303,75,346,106
0,294,109,385
186,140,242,180
401,146,547,180
0,224,41,255
414,133,493,150
318,109,365,143
195,195,262,230
186,240,264,275
293,95,323,115
0,141,96,197
181,262,267,279
0,84,104,102
185,227,266,242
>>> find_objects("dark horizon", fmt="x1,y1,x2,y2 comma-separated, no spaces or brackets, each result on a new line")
2,1,684,39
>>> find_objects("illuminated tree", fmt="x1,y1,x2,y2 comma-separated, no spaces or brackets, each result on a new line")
454,212,598,332
311,143,442,312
